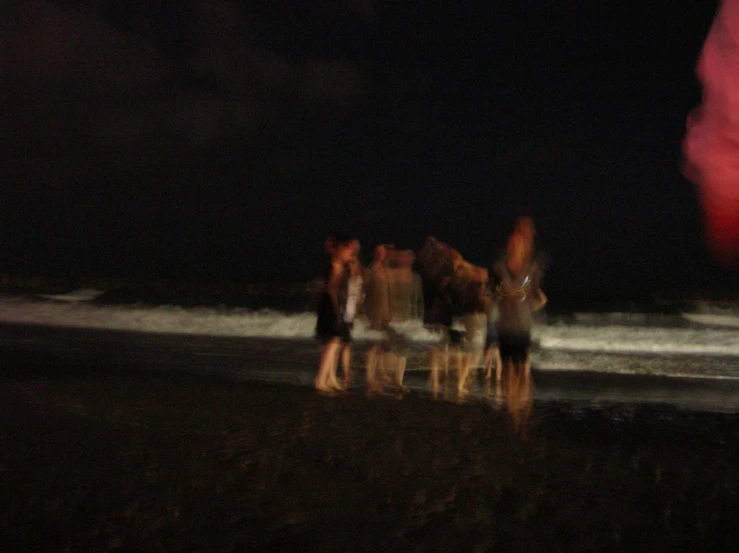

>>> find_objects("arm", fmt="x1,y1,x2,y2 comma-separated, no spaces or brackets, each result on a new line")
412,273,424,321
531,288,547,311
326,263,343,321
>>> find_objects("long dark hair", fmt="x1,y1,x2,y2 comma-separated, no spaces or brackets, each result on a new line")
322,232,354,278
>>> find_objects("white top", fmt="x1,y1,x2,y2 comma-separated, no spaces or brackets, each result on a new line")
344,276,363,322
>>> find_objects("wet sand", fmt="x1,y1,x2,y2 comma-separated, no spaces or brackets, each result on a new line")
2,326,739,552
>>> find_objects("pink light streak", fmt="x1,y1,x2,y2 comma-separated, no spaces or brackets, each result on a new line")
684,0,739,265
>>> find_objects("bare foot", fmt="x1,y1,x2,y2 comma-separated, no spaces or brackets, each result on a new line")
366,387,382,398
327,379,343,390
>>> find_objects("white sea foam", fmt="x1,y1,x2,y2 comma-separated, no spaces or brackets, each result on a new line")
540,324,739,356
1,295,738,358
0,295,437,342
681,313,739,328
533,349,739,380
574,312,652,325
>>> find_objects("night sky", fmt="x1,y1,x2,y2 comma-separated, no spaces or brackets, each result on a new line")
2,1,736,305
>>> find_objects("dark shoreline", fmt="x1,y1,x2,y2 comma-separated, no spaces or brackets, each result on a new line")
4,321,739,413
3,330,739,552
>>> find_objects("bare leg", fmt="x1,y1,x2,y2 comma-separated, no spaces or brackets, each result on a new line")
365,346,376,388
492,347,502,382
340,343,352,388
484,347,493,380
366,345,383,393
382,351,395,384
462,314,483,386
377,349,388,384
326,344,344,390
469,351,481,384
494,378,504,408
429,347,440,396
457,352,471,394
452,348,463,383
395,355,409,393
434,325,450,381
507,361,532,437
315,338,340,391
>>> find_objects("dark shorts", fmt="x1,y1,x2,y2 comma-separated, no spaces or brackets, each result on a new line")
316,321,352,345
448,329,465,347
315,294,352,344
498,332,531,363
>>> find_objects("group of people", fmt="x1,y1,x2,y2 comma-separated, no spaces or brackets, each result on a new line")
313,217,547,397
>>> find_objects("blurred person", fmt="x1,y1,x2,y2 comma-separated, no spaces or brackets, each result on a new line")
390,249,424,321
419,237,486,395
451,260,489,394
385,248,420,393
494,232,547,380
482,286,502,381
364,244,393,329
514,216,550,338
418,237,455,327
364,244,409,394
314,233,356,392
380,326,411,394
364,243,392,392
426,277,461,395
339,240,363,388
418,237,458,394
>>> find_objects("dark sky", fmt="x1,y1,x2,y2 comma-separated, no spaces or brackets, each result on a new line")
1,0,736,303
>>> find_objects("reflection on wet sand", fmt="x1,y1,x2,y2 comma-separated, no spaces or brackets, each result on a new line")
428,362,534,436
500,362,534,436
428,333,465,397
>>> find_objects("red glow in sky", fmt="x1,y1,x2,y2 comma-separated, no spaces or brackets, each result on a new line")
684,0,739,266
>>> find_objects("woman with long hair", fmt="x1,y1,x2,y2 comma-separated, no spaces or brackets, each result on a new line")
314,233,357,392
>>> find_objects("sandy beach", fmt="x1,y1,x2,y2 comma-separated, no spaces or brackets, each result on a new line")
2,326,739,552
